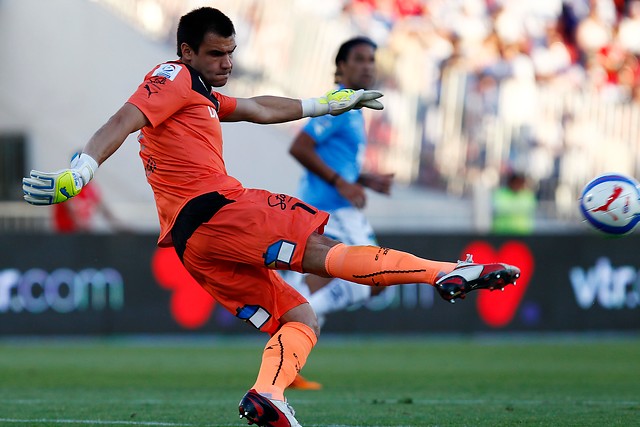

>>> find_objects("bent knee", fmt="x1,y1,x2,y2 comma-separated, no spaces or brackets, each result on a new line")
302,317,320,338
281,303,320,338
301,233,341,276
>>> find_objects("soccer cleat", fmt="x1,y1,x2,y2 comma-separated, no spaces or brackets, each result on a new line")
435,254,520,303
238,389,302,427
288,373,322,390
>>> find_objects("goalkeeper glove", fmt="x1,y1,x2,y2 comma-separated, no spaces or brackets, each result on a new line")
301,89,383,117
22,152,99,205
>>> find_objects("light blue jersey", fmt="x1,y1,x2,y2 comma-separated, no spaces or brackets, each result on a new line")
297,108,366,211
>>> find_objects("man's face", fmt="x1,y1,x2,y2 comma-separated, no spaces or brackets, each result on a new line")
337,43,376,90
181,32,236,87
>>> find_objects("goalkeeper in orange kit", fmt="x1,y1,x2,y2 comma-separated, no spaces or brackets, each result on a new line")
23,7,520,427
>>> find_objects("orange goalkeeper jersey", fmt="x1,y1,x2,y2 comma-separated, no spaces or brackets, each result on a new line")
127,61,240,246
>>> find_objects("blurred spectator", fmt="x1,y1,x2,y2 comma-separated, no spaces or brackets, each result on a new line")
618,1,640,55
576,0,612,66
595,26,629,100
492,171,537,235
531,22,576,84
97,0,640,222
53,181,126,233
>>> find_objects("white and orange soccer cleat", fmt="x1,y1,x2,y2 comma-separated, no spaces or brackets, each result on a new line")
435,254,520,303
239,389,301,427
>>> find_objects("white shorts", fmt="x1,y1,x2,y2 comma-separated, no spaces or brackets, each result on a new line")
322,206,377,246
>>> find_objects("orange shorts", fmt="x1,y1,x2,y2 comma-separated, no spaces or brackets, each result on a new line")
181,188,329,335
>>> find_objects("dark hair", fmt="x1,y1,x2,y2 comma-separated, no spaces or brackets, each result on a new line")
507,172,526,186
334,36,377,67
176,7,235,57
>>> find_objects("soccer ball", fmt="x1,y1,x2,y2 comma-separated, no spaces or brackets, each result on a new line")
579,173,640,235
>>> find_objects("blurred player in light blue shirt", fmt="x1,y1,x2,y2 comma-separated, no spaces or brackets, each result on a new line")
289,36,394,334
297,106,367,211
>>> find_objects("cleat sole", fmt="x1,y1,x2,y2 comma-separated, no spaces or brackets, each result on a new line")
436,264,520,303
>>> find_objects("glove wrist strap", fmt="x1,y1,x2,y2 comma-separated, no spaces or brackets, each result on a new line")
301,98,329,118
74,153,99,185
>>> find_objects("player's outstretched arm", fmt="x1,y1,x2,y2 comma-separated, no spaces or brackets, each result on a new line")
226,89,383,124
302,89,383,117
23,103,148,206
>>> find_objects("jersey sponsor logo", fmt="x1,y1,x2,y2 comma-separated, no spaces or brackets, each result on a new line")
152,63,183,81
267,193,290,210
267,194,317,215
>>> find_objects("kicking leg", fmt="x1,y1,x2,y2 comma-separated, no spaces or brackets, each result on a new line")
302,233,520,303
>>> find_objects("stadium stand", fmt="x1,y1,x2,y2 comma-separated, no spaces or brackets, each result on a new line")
2,0,639,232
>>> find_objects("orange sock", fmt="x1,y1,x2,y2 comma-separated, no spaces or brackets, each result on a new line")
252,322,317,401
325,244,457,287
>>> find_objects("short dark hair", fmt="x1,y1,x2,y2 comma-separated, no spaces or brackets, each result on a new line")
335,36,377,67
176,7,235,57
507,172,526,186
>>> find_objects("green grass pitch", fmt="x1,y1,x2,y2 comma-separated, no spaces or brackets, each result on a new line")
1,334,639,426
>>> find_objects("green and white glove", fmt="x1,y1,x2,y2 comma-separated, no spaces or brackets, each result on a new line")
22,152,99,205
301,89,384,117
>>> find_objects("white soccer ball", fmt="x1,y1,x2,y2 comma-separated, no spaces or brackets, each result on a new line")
579,173,640,235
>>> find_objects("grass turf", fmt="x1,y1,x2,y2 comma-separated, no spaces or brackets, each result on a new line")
0,334,639,426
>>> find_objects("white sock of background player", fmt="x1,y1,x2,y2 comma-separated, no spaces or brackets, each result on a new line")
307,278,372,327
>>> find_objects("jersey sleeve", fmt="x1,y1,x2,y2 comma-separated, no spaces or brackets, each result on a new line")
127,63,190,128
212,91,237,119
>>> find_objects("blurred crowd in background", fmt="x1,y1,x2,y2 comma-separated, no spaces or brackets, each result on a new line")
89,0,640,222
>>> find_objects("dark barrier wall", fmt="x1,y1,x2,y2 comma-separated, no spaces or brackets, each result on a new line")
0,233,638,335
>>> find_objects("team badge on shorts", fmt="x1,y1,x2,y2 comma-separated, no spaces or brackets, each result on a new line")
263,240,296,269
236,305,271,329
